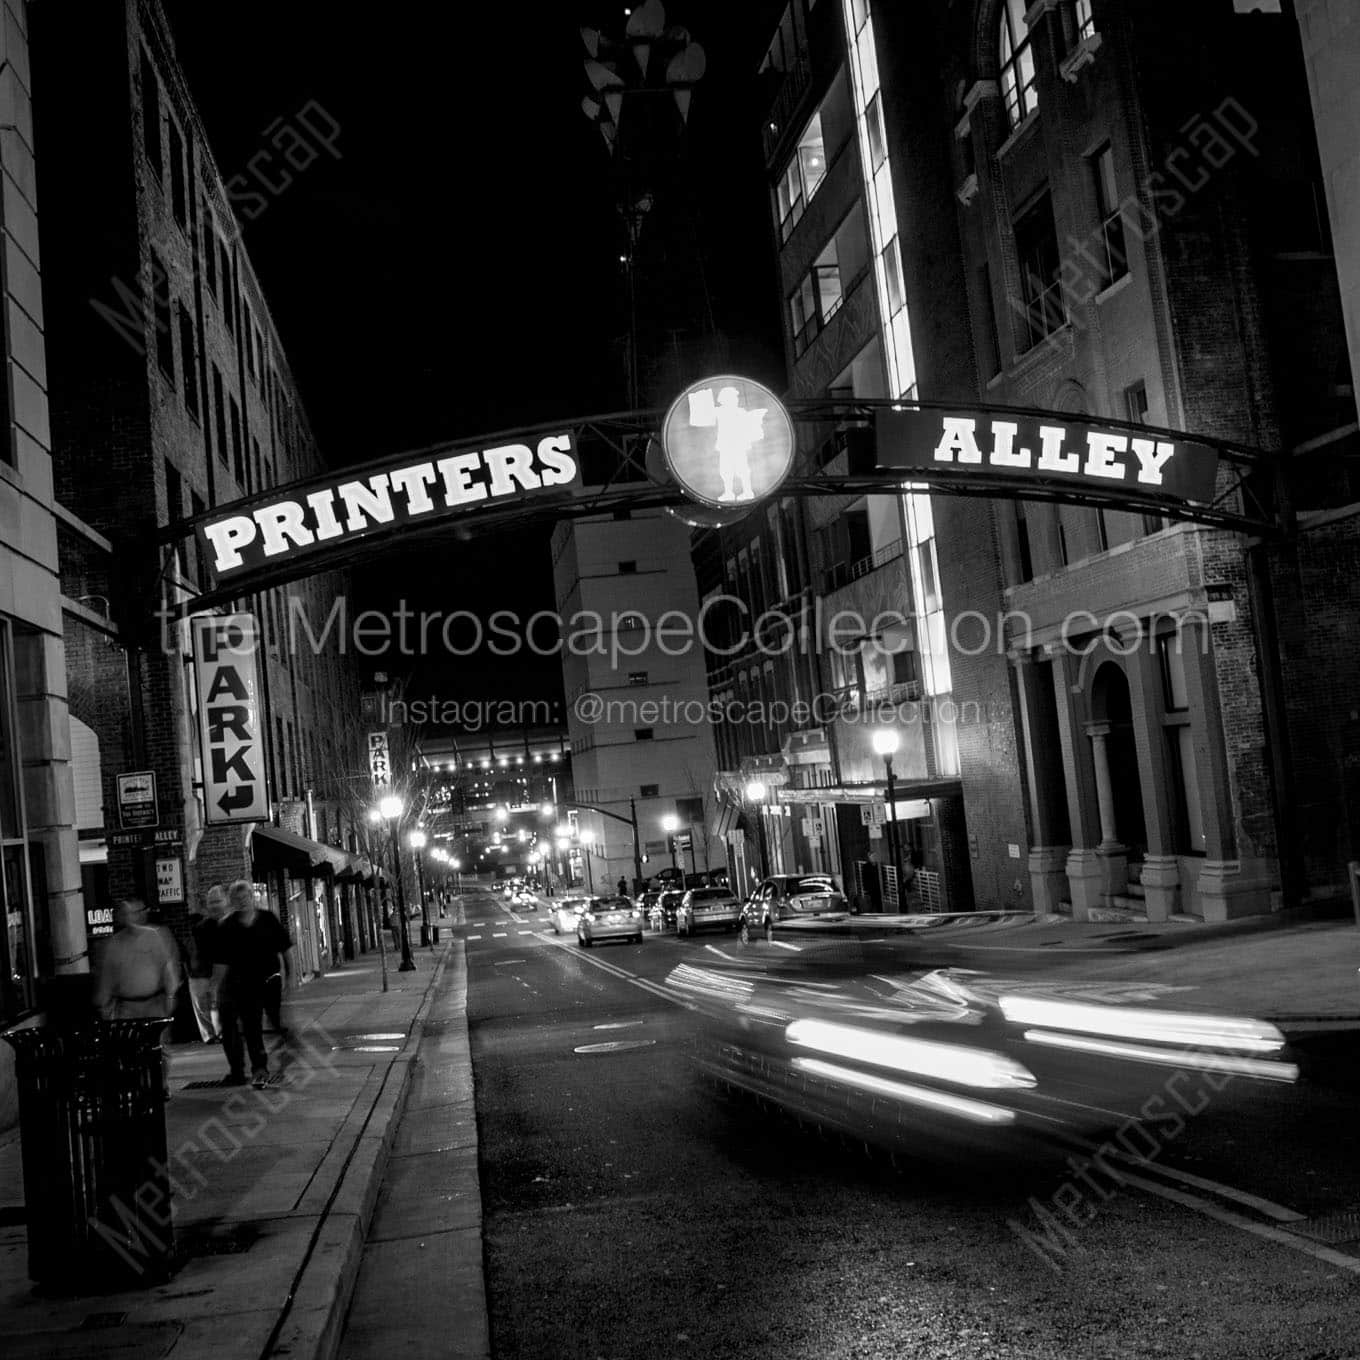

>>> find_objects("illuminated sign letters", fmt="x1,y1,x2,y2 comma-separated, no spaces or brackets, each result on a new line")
368,731,392,792
197,432,581,584
662,375,796,509
876,409,1219,507
193,614,269,823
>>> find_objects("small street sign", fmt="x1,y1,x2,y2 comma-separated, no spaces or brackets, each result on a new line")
117,770,159,829
156,856,185,905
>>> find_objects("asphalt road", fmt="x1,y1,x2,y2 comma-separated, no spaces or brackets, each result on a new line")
460,887,1360,1359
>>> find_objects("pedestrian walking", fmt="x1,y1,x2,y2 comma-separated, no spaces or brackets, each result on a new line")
93,898,181,1023
216,880,293,1088
187,884,227,1043
617,876,628,897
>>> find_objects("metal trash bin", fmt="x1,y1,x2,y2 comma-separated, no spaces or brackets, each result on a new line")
3,1019,173,1288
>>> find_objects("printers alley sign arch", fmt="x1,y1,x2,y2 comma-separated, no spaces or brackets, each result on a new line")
174,398,1281,615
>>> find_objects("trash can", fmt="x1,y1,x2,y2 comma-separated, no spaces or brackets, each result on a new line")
4,1019,173,1288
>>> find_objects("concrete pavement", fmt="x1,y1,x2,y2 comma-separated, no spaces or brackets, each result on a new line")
0,925,463,1360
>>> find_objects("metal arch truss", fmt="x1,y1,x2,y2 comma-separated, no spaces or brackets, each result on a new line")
159,399,1290,617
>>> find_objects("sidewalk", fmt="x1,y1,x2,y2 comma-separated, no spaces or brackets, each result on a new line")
789,906,1360,1028
0,937,454,1360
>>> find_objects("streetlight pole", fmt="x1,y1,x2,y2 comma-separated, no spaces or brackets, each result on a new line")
663,813,679,873
409,829,430,947
365,811,389,993
872,728,905,910
381,794,416,972
580,830,596,893
552,797,643,897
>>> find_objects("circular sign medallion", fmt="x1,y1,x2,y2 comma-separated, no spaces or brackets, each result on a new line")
661,374,795,510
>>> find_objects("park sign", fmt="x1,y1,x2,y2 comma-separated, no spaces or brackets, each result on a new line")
197,432,581,585
662,375,796,510
875,408,1219,508
192,614,269,824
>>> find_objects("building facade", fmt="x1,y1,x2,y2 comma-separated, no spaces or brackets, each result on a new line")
553,504,721,893
31,0,375,992
0,0,82,1124
748,0,1359,921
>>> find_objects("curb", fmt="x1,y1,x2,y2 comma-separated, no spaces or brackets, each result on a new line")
268,945,452,1360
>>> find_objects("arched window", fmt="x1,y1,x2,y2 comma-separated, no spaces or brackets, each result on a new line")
999,0,1038,129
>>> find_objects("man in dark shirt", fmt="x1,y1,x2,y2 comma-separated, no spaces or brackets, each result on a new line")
217,880,293,1087
187,884,227,1043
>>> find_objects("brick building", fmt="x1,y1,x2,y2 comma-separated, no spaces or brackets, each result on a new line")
750,0,1359,920
30,0,376,984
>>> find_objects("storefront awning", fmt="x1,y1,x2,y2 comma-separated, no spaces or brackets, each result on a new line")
336,853,374,884
252,825,350,878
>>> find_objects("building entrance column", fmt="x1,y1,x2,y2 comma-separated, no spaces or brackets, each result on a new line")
1013,654,1070,914
1086,720,1129,902
1049,646,1105,919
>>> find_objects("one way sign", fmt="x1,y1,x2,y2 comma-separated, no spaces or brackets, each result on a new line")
192,613,269,824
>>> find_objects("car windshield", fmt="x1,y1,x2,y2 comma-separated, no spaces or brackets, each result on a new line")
691,889,732,902
594,897,632,911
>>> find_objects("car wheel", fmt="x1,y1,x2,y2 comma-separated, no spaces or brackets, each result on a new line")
738,919,752,945
764,918,774,943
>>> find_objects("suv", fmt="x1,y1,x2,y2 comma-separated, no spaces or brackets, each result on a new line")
676,886,743,937
739,874,849,944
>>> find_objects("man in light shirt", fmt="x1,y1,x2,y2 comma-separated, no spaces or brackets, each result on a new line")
93,898,181,1022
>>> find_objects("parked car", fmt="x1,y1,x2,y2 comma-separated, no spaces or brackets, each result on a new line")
648,889,685,933
578,895,645,946
550,896,592,934
676,886,743,937
739,874,849,944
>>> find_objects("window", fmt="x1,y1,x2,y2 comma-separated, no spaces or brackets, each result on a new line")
1014,502,1034,582
140,50,162,179
1095,507,1110,552
167,119,187,228
220,243,234,334
178,304,199,419
212,364,227,467
230,398,244,483
628,671,649,686
1057,520,1070,567
1166,726,1206,853
203,221,217,298
999,0,1038,130
618,613,644,631
1013,191,1065,349
618,560,637,575
792,243,844,356
1091,146,1128,290
640,783,659,798
150,250,174,383
1158,635,1190,712
251,435,263,491
1075,0,1096,40
634,728,655,741
190,492,206,583
164,459,182,527
776,112,826,238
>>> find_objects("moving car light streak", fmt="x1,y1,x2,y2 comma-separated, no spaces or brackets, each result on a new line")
998,995,1288,1053
1021,1028,1300,1081
785,1018,1037,1090
790,1057,1018,1125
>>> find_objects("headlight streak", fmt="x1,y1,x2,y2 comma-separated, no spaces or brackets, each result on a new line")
785,1017,1037,1090
999,996,1287,1053
1021,1028,1300,1081
791,1057,1017,1125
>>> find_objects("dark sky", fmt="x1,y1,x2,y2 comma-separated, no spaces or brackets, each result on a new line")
166,2,786,709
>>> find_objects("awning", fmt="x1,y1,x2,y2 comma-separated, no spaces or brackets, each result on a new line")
252,825,350,878
336,853,374,884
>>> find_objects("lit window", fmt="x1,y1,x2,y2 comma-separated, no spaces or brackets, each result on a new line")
1075,0,1096,40
999,0,1038,130
776,112,827,238
1090,146,1128,290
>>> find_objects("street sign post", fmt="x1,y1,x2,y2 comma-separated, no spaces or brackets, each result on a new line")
155,856,184,905
192,614,269,823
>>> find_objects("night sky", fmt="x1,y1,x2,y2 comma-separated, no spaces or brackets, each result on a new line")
166,2,786,710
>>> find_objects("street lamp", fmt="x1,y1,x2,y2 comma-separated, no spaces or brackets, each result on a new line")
409,827,430,946
379,794,415,971
661,813,680,872
744,780,770,881
872,727,905,910
451,856,462,893
579,828,596,893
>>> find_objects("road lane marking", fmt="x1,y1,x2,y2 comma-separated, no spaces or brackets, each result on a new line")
494,959,527,966
493,932,508,938
467,935,482,941
574,1040,657,1054
518,930,533,935
704,945,740,962
1114,1168,1360,1274
595,1020,646,1030
770,940,802,951
1106,1152,1307,1223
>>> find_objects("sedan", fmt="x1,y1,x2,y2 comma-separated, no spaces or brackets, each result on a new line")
578,895,645,946
739,874,849,944
550,896,592,934
676,887,743,937
648,889,685,933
